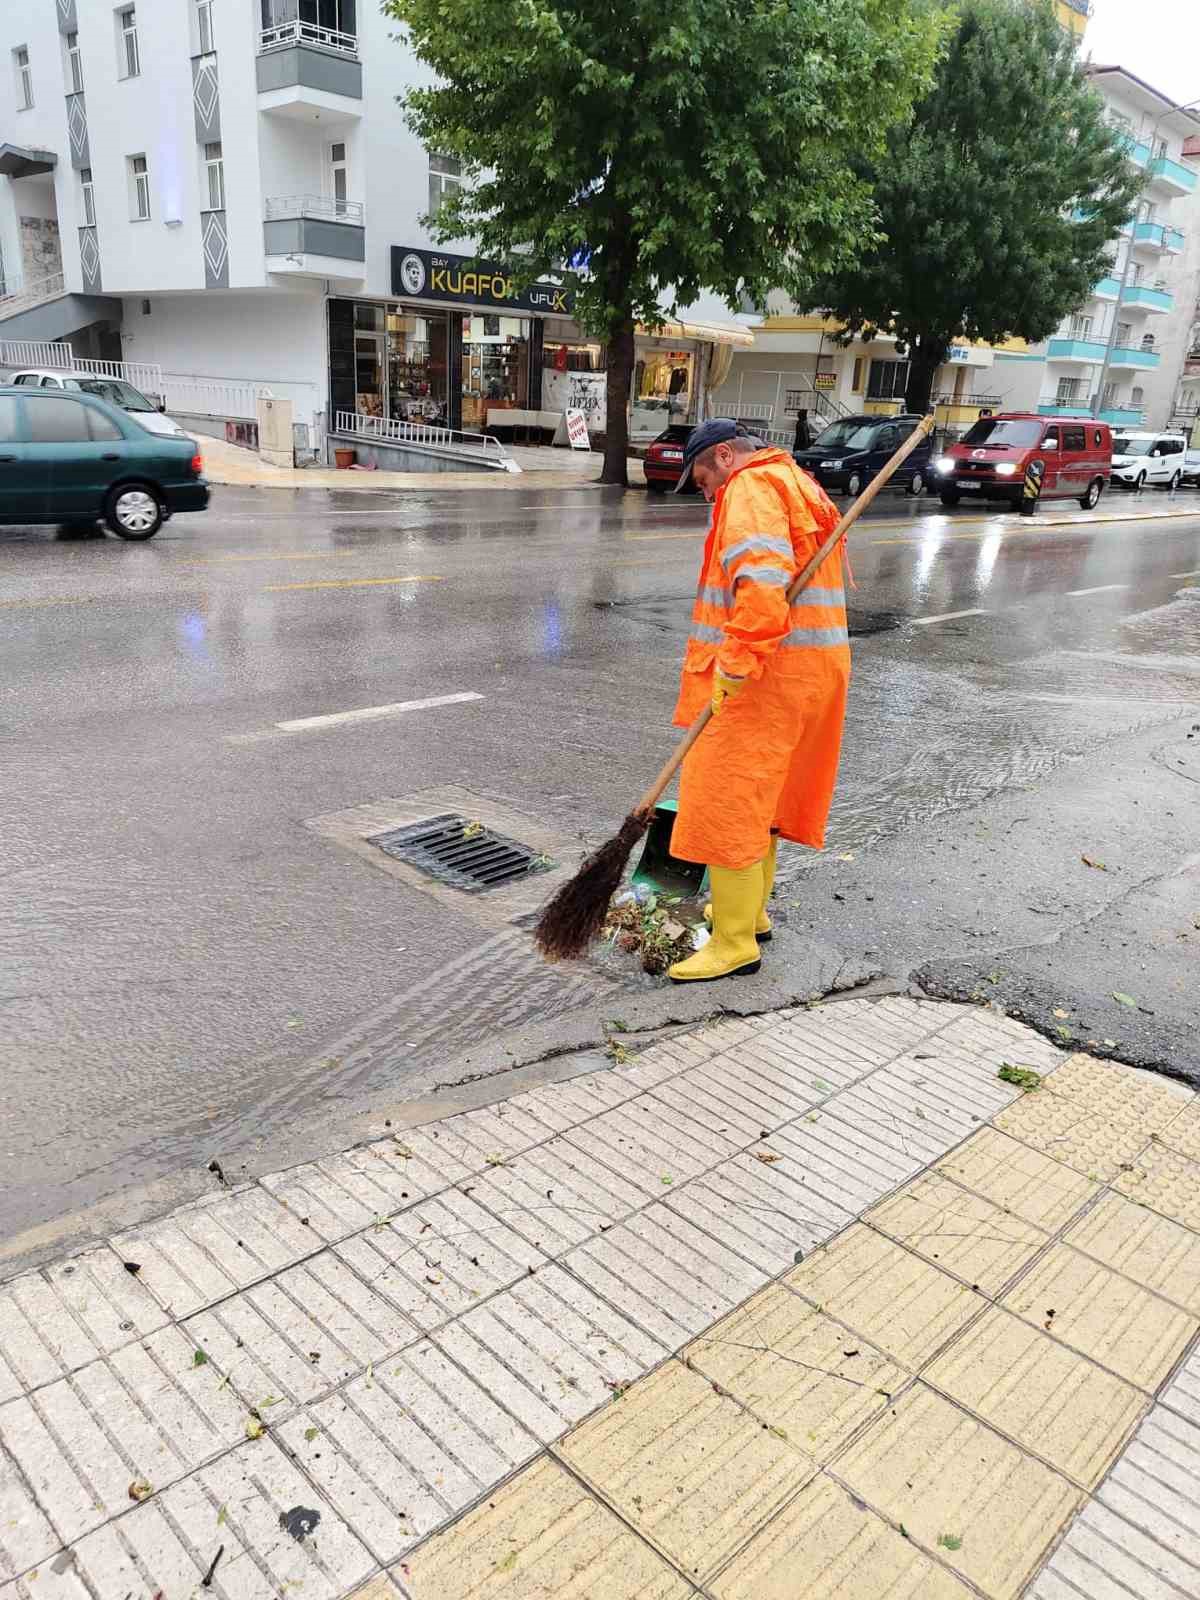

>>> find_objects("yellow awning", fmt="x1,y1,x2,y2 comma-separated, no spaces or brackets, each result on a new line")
637,319,755,348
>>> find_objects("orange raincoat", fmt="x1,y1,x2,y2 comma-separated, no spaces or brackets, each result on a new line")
669,447,850,871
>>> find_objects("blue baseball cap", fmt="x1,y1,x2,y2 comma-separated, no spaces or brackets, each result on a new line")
674,417,744,493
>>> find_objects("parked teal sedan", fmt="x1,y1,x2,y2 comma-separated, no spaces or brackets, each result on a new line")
0,386,209,539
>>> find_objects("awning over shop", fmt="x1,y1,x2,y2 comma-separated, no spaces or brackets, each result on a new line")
638,318,755,348
0,144,57,179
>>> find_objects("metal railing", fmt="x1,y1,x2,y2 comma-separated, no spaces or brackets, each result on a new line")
163,372,321,421
0,271,67,321
265,194,365,225
258,20,357,55
0,340,163,394
334,409,511,468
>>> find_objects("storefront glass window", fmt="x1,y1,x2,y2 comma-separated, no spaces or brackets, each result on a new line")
387,307,449,424
461,314,530,430
631,345,694,439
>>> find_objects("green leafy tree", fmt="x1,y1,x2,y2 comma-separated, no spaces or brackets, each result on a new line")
384,0,946,483
801,0,1142,414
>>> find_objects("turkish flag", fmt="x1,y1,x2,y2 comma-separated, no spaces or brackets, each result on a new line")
555,344,569,372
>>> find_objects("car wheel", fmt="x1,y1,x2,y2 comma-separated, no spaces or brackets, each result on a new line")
846,470,864,498
1079,478,1103,510
645,480,666,494
1134,470,1147,491
906,469,925,497
105,483,163,540
939,491,960,507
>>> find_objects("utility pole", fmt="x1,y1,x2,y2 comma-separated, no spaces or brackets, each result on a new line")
1091,95,1200,419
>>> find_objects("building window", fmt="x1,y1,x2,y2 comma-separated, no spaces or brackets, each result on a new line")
129,153,151,220
65,32,83,93
1101,380,1119,407
428,153,463,219
850,358,864,393
203,141,224,210
14,46,33,110
1068,315,1092,339
866,358,909,401
196,0,215,54
119,9,140,79
1055,376,1082,403
1116,321,1133,346
329,140,349,214
1131,386,1144,408
80,167,96,227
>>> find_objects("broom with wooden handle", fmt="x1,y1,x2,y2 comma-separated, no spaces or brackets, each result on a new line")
534,413,937,962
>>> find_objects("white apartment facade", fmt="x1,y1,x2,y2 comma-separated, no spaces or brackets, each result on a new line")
0,0,747,461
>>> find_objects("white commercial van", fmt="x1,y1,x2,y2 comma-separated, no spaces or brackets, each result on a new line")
1110,430,1188,490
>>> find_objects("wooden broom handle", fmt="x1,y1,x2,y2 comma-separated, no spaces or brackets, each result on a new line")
635,413,936,816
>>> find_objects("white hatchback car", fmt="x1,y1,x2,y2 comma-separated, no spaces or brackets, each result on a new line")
8,370,189,439
1109,429,1188,490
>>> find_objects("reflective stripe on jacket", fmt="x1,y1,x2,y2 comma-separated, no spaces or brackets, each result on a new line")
679,447,849,686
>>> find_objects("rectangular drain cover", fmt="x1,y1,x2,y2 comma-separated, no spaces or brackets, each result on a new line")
370,813,552,893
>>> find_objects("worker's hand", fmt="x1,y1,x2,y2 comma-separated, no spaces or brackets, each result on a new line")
711,672,745,716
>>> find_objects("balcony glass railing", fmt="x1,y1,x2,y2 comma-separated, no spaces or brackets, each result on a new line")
1047,337,1108,361
1110,344,1161,368
1165,226,1186,252
265,194,365,225
259,20,358,55
1093,276,1121,298
1147,154,1198,192
1121,283,1172,311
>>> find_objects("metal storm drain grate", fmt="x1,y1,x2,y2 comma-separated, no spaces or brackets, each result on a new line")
370,814,552,893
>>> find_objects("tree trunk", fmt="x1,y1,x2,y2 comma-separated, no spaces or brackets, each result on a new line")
904,337,949,415
601,316,636,486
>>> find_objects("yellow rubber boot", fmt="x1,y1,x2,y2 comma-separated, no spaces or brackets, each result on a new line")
670,862,763,983
705,837,777,942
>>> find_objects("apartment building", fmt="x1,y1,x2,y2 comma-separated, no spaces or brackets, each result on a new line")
0,1,748,461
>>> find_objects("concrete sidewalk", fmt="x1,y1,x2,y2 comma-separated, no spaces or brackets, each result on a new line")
2,996,1198,1599
198,435,645,493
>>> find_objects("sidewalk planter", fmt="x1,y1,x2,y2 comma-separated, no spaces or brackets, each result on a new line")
334,446,356,469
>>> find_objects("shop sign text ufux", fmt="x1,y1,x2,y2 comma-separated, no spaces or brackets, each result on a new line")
391,247,575,315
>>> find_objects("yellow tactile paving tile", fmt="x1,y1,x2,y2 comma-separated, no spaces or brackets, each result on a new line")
936,1127,1097,1232
393,1455,694,1599
684,1285,903,1458
1064,1190,1200,1314
1158,1097,1200,1162
991,1090,1149,1181
1001,1243,1198,1391
1115,1143,1200,1232
923,1306,1145,1488
556,1361,812,1584
866,1173,1046,1293
784,1225,979,1370
710,1472,973,1600
834,1384,1080,1600
1043,1053,1194,1130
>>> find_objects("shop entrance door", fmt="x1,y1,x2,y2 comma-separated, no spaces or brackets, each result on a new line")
354,331,386,418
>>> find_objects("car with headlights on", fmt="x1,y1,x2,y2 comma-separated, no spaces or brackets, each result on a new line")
931,413,1111,510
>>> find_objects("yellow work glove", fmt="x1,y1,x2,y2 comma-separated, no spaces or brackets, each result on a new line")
711,672,745,716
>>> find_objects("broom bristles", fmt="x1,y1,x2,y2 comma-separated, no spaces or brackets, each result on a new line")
533,811,652,961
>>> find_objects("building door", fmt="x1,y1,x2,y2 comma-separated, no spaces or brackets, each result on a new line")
354,331,385,417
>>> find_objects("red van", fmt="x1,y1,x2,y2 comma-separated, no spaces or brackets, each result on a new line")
932,413,1112,511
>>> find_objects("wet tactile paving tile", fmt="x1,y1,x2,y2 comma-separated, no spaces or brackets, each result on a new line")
646,1064,817,1145
866,1172,1047,1293
1114,1144,1200,1231
685,1284,903,1456
1158,1097,1200,1163
183,1251,419,1423
429,1262,663,1443
0,1439,60,1582
1043,1053,1193,1131
923,1306,1145,1488
784,1225,980,1371
1162,1343,1200,1426
936,1127,1098,1232
43,1436,374,1599
991,1091,1150,1182
557,1361,813,1584
278,1340,539,1564
0,1248,168,1403
392,1455,694,1599
834,1384,1080,1599
710,1472,974,1600
563,1203,766,1351
1028,1404,1200,1600
1001,1243,1198,1392
111,1187,319,1319
334,1188,547,1332
1064,1190,1200,1315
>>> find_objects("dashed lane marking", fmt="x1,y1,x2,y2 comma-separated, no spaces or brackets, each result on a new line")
262,575,445,591
226,692,484,744
912,608,990,625
1065,584,1129,597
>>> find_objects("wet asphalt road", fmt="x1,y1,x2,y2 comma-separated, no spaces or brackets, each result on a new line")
3,477,1200,1244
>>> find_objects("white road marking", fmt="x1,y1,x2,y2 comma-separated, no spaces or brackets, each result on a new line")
1064,584,1128,596
912,608,989,625
274,693,483,733
1169,569,1200,578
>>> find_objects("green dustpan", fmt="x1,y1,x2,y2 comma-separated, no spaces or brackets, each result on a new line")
630,799,710,900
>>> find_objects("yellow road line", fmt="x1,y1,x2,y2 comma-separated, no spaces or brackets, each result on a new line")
623,530,705,542
263,575,444,592
0,595,92,609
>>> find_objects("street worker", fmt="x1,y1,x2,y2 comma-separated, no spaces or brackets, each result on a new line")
666,419,850,983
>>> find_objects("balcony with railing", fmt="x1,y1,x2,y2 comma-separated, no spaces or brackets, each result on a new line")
263,194,365,277
1047,336,1161,369
1130,220,1186,254
256,11,361,110
1147,153,1199,195
1121,282,1173,313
